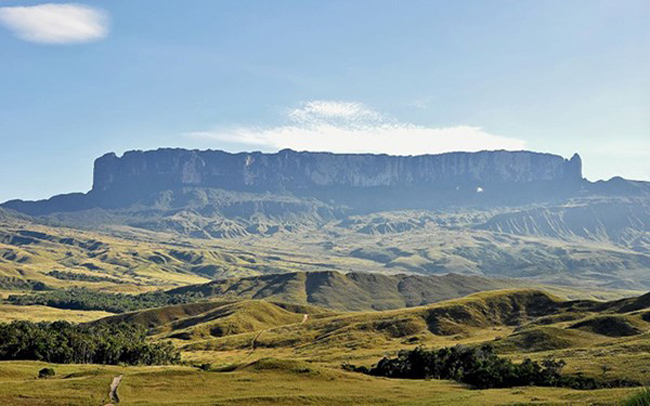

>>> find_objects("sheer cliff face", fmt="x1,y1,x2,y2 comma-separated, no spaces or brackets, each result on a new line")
92,149,583,196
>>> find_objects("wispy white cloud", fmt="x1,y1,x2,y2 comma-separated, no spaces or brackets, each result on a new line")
187,100,527,155
0,3,108,44
287,101,384,125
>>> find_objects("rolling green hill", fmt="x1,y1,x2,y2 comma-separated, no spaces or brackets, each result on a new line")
83,287,650,381
4,287,650,405
182,289,565,353
166,271,521,311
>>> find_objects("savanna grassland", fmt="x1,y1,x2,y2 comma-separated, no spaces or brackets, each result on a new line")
3,289,650,405
1,201,650,405
0,359,639,406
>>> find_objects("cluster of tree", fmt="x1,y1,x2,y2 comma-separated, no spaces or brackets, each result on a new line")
0,320,180,365
344,345,640,390
7,287,204,313
47,270,126,284
0,276,50,291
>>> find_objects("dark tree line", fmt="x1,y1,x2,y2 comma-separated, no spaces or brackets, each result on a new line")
8,288,204,313
0,276,50,291
0,320,180,365
345,345,639,390
47,270,127,284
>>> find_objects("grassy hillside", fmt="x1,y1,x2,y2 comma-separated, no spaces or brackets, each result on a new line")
3,288,650,405
2,195,650,404
0,216,344,292
0,220,210,291
2,197,649,294
183,289,562,355
100,288,650,386
96,299,335,340
166,271,521,311
0,304,112,323
101,288,640,359
0,360,637,406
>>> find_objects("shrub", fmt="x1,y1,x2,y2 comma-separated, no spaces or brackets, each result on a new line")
38,368,55,379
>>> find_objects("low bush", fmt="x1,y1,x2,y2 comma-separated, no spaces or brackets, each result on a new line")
38,367,55,379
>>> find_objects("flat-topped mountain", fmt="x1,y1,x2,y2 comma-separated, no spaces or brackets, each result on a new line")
92,148,583,193
3,149,591,215
91,149,584,209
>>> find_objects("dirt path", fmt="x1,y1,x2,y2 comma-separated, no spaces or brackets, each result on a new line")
248,314,308,355
250,331,263,352
105,375,123,405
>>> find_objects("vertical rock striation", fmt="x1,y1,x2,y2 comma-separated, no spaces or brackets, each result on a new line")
92,149,583,195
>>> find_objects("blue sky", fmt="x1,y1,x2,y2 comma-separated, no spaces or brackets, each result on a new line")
0,0,648,202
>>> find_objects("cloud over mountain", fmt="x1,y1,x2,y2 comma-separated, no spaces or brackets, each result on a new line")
188,101,526,155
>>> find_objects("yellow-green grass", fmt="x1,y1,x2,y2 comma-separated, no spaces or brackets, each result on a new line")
1,211,647,303
75,289,552,361
0,222,223,292
0,361,117,406
0,304,113,323
504,330,650,384
0,289,28,299
161,300,310,340
132,288,650,385
539,285,646,302
3,288,650,405
493,325,609,353
85,288,635,368
98,300,331,335
99,301,237,330
0,360,639,406
184,289,558,348
569,314,648,337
